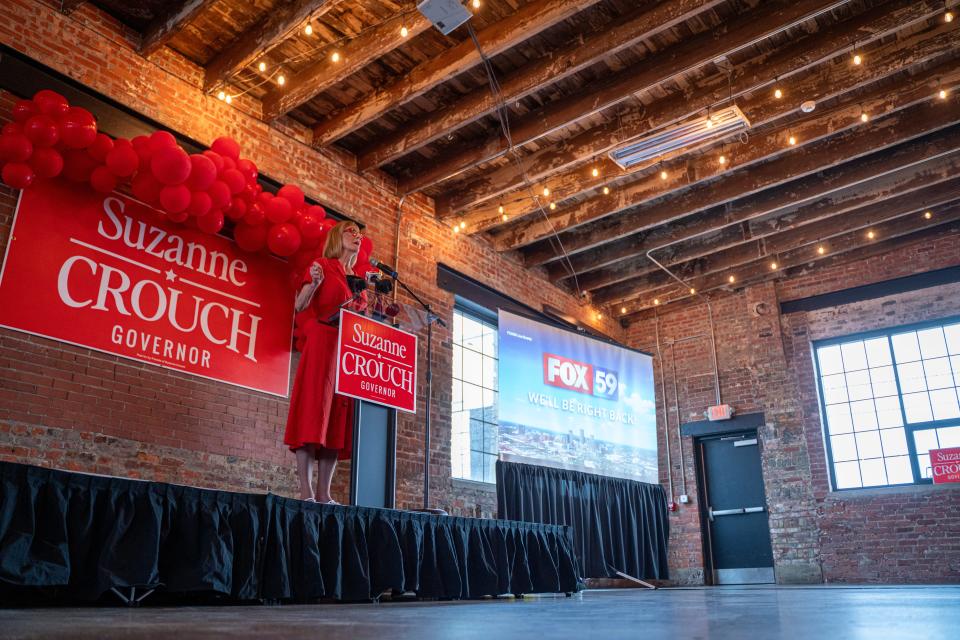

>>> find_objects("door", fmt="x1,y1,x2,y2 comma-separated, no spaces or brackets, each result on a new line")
698,432,775,584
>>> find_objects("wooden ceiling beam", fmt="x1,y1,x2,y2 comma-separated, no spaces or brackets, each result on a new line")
260,12,432,121
310,0,601,147
520,91,960,268
59,0,85,14
434,0,943,219
424,0,854,210
491,27,960,250
140,0,218,57
617,200,960,318
354,0,725,172
590,177,960,304
203,0,341,94
548,125,960,282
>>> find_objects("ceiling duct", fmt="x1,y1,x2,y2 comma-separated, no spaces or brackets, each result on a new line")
609,106,751,169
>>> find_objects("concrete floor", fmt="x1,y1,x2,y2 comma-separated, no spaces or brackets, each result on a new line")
1,585,958,640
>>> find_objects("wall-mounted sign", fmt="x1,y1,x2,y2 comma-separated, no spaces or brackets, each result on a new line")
0,181,294,396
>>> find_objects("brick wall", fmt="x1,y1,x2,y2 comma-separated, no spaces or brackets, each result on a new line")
0,0,620,516
626,230,960,584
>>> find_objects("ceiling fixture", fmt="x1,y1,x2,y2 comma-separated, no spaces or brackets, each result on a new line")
502,213,508,222
621,307,627,315
472,0,481,8
217,91,226,101
608,106,750,169
867,229,875,239
654,298,661,305
592,167,600,177
225,95,232,104
728,275,735,283
603,186,610,195
277,74,286,86
718,154,727,166
800,100,816,113
770,261,778,270
459,221,466,230
331,51,341,62
401,25,409,37
788,135,797,146
542,187,550,197
549,202,557,210
689,288,696,295
924,210,933,219
304,23,313,36
498,204,504,215
817,245,826,255
258,61,267,72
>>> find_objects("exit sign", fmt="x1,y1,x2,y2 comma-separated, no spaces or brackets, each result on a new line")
706,404,735,421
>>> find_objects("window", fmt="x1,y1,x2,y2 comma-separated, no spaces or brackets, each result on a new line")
814,317,960,489
450,306,499,483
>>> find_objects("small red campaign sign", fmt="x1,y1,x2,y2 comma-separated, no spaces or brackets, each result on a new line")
930,447,960,484
335,309,418,413
0,180,294,396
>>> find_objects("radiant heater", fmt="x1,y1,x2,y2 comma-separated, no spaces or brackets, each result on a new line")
417,0,472,35
609,106,751,169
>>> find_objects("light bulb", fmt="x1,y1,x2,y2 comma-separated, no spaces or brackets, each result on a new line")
924,211,933,219
549,202,557,210
592,167,599,177
867,230,875,239
498,205,504,214
774,87,783,99
596,313,602,320
542,187,550,197
860,112,869,123
217,91,226,101
705,117,714,129
719,154,727,165
602,186,610,195
621,307,627,315
453,225,459,234
304,24,313,36
940,89,948,100
689,288,696,295
946,10,954,22
770,261,778,270
660,170,668,180
331,51,340,62
459,221,466,230
472,0,480,8
817,245,825,255
400,26,409,37
277,74,285,86
502,214,508,222
853,53,862,65
225,95,232,104
258,61,266,72
728,275,735,283
788,136,797,146
654,298,660,306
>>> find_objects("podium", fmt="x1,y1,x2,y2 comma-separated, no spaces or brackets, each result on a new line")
349,399,397,508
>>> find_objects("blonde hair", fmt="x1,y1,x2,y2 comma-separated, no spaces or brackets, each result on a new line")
323,220,360,269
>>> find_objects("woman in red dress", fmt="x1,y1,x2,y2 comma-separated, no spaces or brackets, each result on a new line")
285,220,364,502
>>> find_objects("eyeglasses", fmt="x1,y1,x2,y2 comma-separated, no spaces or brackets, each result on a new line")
344,228,363,238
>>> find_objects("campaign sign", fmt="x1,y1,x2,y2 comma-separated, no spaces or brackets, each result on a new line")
0,180,294,396
335,309,418,413
930,447,960,484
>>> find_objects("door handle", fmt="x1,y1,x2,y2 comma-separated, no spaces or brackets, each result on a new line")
708,506,765,520
743,506,765,514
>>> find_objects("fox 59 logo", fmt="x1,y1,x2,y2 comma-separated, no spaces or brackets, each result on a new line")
542,353,619,399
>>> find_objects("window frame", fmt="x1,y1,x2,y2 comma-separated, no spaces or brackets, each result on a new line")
450,301,499,484
813,314,960,491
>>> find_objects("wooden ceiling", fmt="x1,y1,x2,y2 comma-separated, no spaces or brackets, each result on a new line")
77,0,960,320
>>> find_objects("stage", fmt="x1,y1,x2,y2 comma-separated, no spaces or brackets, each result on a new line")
0,462,580,604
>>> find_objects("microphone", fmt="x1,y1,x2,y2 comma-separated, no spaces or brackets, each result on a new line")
369,258,399,278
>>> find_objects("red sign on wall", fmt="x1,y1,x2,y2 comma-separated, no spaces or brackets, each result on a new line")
0,180,294,396
335,309,418,413
930,447,960,484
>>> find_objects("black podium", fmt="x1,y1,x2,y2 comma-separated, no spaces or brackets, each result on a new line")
349,398,397,508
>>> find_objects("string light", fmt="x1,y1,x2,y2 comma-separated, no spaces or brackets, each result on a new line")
472,0,480,8
941,88,949,100
660,169,668,180
217,91,226,101
277,74,285,86
549,202,557,210
400,25,409,37
718,154,727,166
924,210,933,219
853,52,862,66
817,245,826,255
788,135,797,146
621,307,627,315
225,95,232,104
867,229,875,239
946,7,954,22
654,298,661,306
860,111,869,123
728,275,736,283
459,221,466,230
502,213,509,222
453,225,459,234
304,23,313,36
592,167,600,177
498,204,504,215
689,288,696,295
770,261,778,270
705,116,714,129
258,61,267,72
542,187,550,197
603,186,610,195
331,51,341,63
774,87,783,99
596,313,603,321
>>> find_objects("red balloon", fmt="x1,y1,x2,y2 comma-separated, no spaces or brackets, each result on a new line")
30,147,64,178
12,99,38,123
208,180,231,208
2,122,22,136
267,222,301,257
234,222,268,252
105,139,139,177
89,166,117,193
298,206,325,239
168,210,190,224
236,158,258,183
357,236,373,260
202,150,224,173
277,184,305,210
0,133,33,163
265,196,292,224
23,115,60,148
186,154,217,191
131,171,163,204
188,191,212,217
301,234,322,250
151,145,191,185
198,210,225,234
219,156,236,172
33,90,69,117
61,149,98,182
58,107,97,149
87,133,114,162
159,184,192,213
150,130,177,152
226,196,248,221
211,136,240,161
221,168,245,194
243,202,265,226
2,162,35,190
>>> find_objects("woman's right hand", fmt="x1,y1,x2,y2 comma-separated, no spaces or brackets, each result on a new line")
309,262,324,284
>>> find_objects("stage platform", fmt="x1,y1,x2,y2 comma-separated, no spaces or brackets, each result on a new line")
0,462,580,604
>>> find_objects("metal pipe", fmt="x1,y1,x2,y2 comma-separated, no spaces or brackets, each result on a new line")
391,195,406,302
670,341,687,496
655,309,673,502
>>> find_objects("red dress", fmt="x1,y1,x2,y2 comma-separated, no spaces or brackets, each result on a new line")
284,257,359,460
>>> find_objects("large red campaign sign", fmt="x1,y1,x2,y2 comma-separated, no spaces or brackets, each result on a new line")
930,447,960,484
335,309,417,413
0,180,294,396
